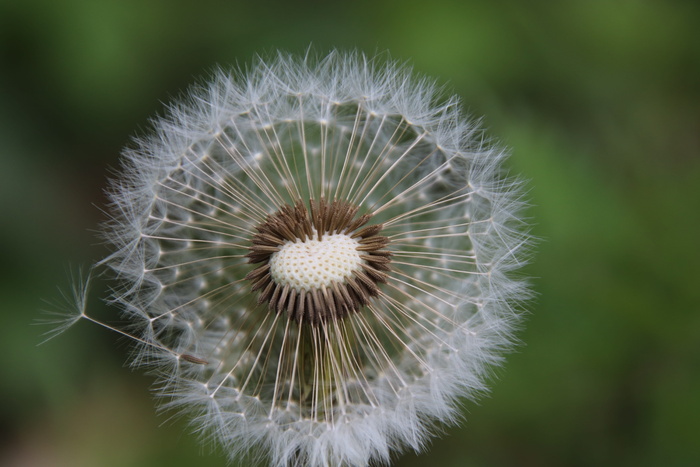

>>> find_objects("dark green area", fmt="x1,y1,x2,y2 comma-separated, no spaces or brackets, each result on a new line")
1,0,698,465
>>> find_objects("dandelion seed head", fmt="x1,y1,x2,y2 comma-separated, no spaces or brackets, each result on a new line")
53,50,532,467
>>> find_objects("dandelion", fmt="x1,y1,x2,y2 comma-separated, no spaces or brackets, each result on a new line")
51,50,531,467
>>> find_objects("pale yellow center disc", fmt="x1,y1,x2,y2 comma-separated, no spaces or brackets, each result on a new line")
269,233,363,292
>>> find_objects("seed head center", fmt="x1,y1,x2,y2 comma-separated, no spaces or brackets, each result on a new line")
245,198,392,325
270,233,363,292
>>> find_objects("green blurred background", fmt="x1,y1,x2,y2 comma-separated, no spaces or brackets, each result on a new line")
2,0,698,465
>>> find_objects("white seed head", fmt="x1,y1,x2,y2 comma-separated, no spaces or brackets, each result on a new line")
269,232,364,292
59,50,532,467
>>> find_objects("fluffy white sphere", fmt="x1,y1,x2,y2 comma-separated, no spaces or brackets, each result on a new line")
89,50,531,466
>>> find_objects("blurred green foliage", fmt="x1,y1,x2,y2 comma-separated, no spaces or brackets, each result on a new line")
1,0,698,466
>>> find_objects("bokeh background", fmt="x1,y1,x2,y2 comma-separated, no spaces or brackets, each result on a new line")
2,0,698,466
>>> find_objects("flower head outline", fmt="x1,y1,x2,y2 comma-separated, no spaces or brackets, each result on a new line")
59,51,531,467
